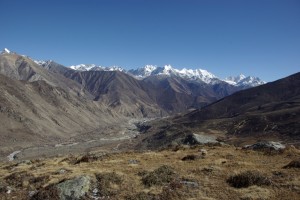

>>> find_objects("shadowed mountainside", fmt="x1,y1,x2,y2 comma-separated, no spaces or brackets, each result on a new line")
137,72,300,149
62,70,164,117
143,75,239,113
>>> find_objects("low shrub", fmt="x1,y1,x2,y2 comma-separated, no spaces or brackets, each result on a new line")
31,186,60,200
142,165,176,187
96,172,122,197
125,192,156,200
181,154,199,161
227,170,272,188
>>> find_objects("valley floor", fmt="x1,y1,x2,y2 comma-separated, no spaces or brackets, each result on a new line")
0,144,299,199
0,118,149,162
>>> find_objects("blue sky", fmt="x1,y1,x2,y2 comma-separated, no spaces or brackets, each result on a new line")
0,0,299,81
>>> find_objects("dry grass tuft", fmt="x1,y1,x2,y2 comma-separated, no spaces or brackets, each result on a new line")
141,165,176,187
31,185,60,200
126,179,197,200
74,153,108,164
227,170,272,188
125,192,156,200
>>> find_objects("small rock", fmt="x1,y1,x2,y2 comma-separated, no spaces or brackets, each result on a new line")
6,186,13,194
128,159,139,164
180,180,199,188
92,188,98,194
91,188,99,198
28,190,37,197
58,168,67,174
199,149,208,156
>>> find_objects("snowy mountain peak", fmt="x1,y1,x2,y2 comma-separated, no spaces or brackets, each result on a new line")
69,64,124,72
225,74,246,83
163,64,173,70
225,74,265,87
70,64,98,71
107,66,124,72
239,74,246,80
144,65,157,72
1,48,12,54
127,65,158,78
160,65,175,75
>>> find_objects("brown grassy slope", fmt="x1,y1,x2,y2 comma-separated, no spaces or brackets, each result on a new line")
0,145,299,199
0,74,121,156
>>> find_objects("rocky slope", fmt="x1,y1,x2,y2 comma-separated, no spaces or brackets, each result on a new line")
0,144,299,199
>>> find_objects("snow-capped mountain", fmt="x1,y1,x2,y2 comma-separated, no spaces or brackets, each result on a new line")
225,74,266,87
68,63,265,86
225,74,246,85
69,64,124,72
129,65,218,84
128,65,158,78
1,48,265,88
70,64,99,71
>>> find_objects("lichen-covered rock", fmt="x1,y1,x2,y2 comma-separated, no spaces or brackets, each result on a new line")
56,176,91,200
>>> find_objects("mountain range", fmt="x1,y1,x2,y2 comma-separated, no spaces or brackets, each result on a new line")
1,48,298,158
137,72,300,149
0,48,264,115
69,63,265,87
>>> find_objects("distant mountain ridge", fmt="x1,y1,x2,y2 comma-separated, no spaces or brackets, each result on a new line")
224,74,266,87
68,63,266,87
1,48,265,88
137,72,300,150
0,48,267,115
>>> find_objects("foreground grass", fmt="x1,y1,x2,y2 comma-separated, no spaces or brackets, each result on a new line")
0,144,300,199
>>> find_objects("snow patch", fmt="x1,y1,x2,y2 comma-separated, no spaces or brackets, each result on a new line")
1,48,12,54
7,150,21,161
